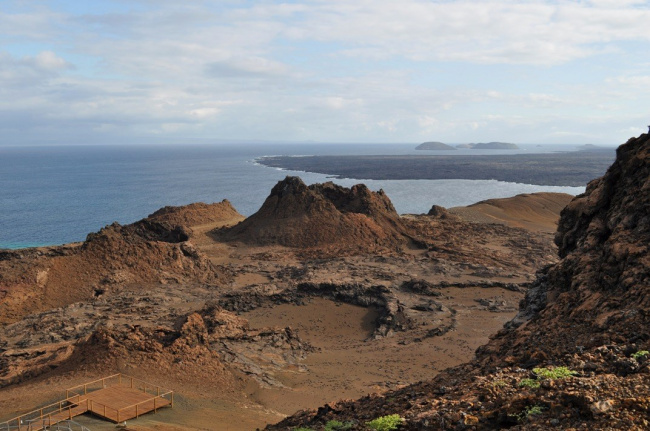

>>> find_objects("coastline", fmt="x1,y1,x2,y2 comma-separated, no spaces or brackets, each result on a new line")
256,150,615,187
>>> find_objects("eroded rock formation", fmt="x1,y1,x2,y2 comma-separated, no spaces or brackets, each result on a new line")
219,176,418,252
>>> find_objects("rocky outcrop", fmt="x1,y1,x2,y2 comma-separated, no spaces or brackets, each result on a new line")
147,200,244,229
218,177,419,253
427,205,454,219
0,213,228,325
481,133,650,363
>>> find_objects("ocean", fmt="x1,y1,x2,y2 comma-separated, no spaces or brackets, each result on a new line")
0,143,585,249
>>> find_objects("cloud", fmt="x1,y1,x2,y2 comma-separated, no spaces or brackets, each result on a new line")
1,1,650,145
271,1,650,65
205,57,291,79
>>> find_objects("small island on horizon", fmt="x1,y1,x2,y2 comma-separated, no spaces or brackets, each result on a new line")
415,142,457,151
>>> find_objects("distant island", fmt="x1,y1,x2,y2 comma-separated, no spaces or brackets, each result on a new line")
415,142,456,151
464,142,519,150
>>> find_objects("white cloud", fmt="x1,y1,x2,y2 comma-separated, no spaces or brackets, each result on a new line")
1,1,650,144
34,51,70,70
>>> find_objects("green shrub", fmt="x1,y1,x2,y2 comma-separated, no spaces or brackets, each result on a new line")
324,420,354,431
491,380,507,387
518,378,540,389
366,414,404,431
632,350,649,361
510,405,544,423
293,428,313,431
525,405,544,416
532,366,576,380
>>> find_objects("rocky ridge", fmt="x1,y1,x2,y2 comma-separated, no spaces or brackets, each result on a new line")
0,206,230,325
147,199,244,230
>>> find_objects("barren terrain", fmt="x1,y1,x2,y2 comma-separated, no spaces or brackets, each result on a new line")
0,179,569,430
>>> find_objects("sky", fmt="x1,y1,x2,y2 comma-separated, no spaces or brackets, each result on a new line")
1,0,650,146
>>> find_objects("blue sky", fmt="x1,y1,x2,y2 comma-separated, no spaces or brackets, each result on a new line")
1,0,649,145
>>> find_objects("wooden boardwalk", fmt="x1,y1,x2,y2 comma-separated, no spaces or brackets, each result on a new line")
0,374,173,431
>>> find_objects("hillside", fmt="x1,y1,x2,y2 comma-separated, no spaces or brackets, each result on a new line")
268,133,650,430
0,204,237,325
449,192,574,232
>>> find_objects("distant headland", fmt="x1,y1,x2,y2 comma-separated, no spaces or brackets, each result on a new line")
257,149,616,187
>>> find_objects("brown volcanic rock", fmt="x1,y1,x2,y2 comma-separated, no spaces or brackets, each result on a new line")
0,218,226,325
57,313,236,390
147,199,244,229
483,133,650,363
219,176,417,251
268,134,650,430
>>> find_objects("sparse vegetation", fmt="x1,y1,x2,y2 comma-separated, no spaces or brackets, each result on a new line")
520,405,544,421
533,366,577,380
632,350,649,361
510,405,544,423
518,378,540,389
293,428,313,431
492,380,507,387
366,414,404,431
517,366,576,389
324,420,354,431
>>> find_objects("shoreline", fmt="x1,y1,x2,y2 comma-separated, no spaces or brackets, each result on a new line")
256,150,615,187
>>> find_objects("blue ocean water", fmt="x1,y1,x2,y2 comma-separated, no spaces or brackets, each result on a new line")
0,143,585,249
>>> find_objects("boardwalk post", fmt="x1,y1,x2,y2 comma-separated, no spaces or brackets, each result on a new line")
171,392,174,408
154,397,157,413
136,404,139,418
104,405,106,417
130,377,133,389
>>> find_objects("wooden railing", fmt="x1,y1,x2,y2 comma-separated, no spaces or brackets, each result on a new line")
0,395,85,431
0,373,174,429
88,390,174,423
64,373,121,398
43,420,90,431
